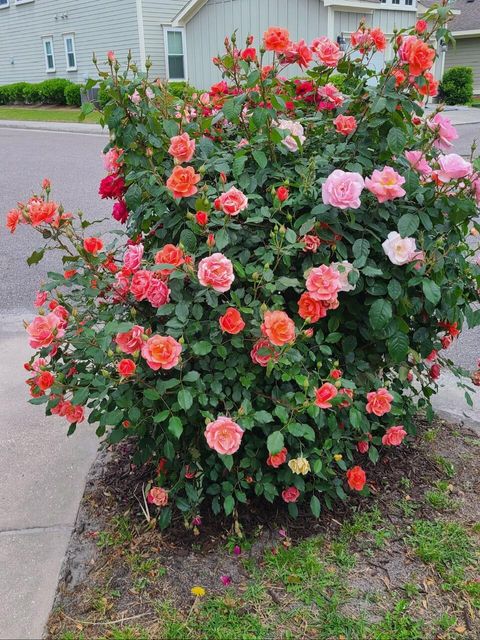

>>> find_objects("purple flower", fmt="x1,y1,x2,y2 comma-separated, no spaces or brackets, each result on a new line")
233,544,241,556
220,575,232,586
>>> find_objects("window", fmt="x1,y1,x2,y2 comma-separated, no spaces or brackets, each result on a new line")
43,37,55,72
405,0,413,5
64,34,77,71
165,28,186,81
0,0,9,8
392,0,400,4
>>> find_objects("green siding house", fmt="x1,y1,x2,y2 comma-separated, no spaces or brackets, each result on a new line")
0,0,417,89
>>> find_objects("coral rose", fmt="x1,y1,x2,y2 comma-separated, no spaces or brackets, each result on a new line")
6,208,22,233
398,36,435,76
382,425,407,446
262,310,295,346
267,447,288,468
219,308,245,334
141,335,182,371
305,264,341,302
263,26,290,53
28,201,58,226
115,325,145,354
282,486,300,503
204,416,244,455
298,292,327,323
117,359,136,377
36,371,55,391
215,186,248,216
346,466,366,491
333,114,357,136
154,244,184,276
166,165,201,199
168,132,196,163
366,388,393,416
365,167,406,203
322,170,364,210
382,231,418,265
123,243,144,271
26,313,65,349
415,19,428,34
83,237,104,255
146,277,170,308
357,441,369,454
147,487,169,507
250,338,277,367
64,403,85,424
311,36,343,67
103,147,123,174
315,382,338,409
130,270,153,301
197,252,234,293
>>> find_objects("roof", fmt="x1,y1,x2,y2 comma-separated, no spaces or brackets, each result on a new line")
419,0,480,33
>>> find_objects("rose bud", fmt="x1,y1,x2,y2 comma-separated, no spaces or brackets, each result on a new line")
196,211,208,225
276,186,289,202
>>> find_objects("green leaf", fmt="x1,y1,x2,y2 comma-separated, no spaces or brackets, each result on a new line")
253,410,273,423
168,416,183,439
153,410,170,423
27,249,45,267
387,332,410,363
369,299,392,330
72,387,89,406
287,423,315,441
398,213,419,238
387,127,406,154
144,388,160,401
215,228,229,251
353,238,370,260
387,279,402,300
252,149,268,169
267,431,284,454
175,302,189,323
183,371,200,383
362,266,383,277
177,388,193,411
422,279,441,305
224,495,235,516
310,495,321,518
163,120,179,137
192,341,212,356
232,155,247,179
349,407,363,429
179,228,197,253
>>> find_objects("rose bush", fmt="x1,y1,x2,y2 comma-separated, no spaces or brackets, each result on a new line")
7,8,480,528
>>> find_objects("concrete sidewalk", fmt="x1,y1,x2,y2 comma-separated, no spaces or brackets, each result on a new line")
0,119,105,136
0,319,98,640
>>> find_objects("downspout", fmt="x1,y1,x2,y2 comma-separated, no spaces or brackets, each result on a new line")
136,0,147,70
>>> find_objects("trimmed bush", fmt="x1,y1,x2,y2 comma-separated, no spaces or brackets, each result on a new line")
168,81,197,99
38,79,70,105
64,82,82,107
23,83,43,104
440,66,473,105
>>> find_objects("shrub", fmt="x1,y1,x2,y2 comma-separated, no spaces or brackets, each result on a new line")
64,82,82,107
167,81,198,99
7,10,480,529
38,79,70,104
440,66,473,105
23,83,43,104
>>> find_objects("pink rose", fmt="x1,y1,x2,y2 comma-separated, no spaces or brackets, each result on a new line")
474,178,480,205
52,305,69,330
34,291,48,308
331,261,357,292
405,150,432,176
26,313,65,349
382,231,418,265
315,382,338,408
382,425,407,446
168,132,196,164
123,243,144,271
365,167,406,203
427,113,458,151
146,277,170,308
277,119,306,152
130,270,153,301
147,487,168,507
357,441,369,454
113,272,130,299
333,114,357,136
103,147,123,174
366,388,393,417
250,338,278,367
130,89,141,105
141,335,182,370
64,402,85,424
306,264,341,302
311,37,343,67
115,325,145,354
197,252,234,293
282,486,300,503
204,416,244,455
317,83,344,107
436,154,472,183
322,170,364,210
215,186,248,216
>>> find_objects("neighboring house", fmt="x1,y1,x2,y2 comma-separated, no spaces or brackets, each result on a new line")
0,0,417,89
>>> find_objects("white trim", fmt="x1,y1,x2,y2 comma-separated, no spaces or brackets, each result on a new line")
324,0,417,10
0,0,10,9
42,36,56,73
452,30,480,38
63,33,77,72
135,0,146,69
327,7,335,40
15,0,35,4
164,27,188,81
172,0,208,27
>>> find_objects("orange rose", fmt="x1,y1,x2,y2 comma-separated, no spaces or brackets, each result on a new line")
262,310,295,346
83,237,104,255
298,292,326,323
154,244,184,276
365,387,393,416
117,359,136,377
263,26,290,53
166,165,201,199
219,308,245,334
168,132,196,164
399,36,435,76
346,466,366,491
267,447,288,468
29,201,58,226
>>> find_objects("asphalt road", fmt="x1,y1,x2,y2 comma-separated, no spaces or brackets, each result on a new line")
0,122,478,369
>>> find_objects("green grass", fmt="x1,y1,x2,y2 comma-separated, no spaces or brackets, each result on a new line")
0,105,100,123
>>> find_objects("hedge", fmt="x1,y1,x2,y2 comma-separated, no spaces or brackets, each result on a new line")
0,79,82,107
440,66,473,105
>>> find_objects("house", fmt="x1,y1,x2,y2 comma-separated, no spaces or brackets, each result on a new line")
0,0,418,90
420,0,480,95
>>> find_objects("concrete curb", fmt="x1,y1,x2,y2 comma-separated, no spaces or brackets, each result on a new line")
0,119,106,136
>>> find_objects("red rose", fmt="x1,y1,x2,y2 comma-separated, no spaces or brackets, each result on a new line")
330,369,342,379
415,19,428,34
429,363,441,380
112,199,128,223
346,466,366,491
196,210,208,225
357,441,369,454
99,174,126,199
117,359,136,377
281,486,300,503
36,371,55,391
276,186,289,202
83,237,104,255
241,47,257,62
219,308,245,334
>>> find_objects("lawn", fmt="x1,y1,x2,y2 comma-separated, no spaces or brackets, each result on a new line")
0,105,101,124
47,417,480,640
